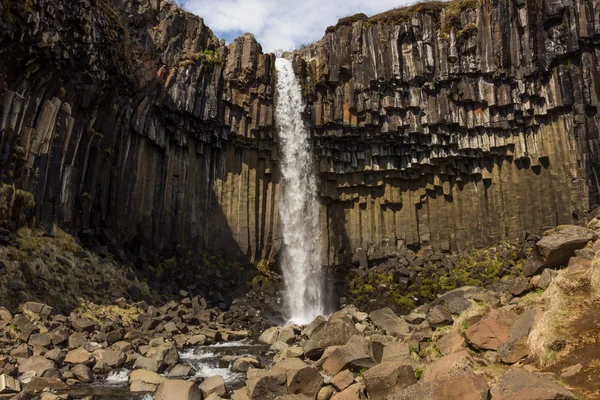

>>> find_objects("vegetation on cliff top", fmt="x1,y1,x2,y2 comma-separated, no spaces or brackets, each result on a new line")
326,0,478,33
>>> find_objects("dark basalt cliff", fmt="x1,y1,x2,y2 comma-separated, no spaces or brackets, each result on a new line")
0,0,279,263
295,0,600,263
1,0,600,267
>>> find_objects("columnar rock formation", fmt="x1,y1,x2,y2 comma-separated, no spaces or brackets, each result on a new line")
295,0,600,263
0,0,279,262
2,0,600,266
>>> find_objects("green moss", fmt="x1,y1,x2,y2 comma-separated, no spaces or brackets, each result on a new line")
456,22,478,42
0,184,35,228
179,49,221,68
415,368,424,380
346,247,526,314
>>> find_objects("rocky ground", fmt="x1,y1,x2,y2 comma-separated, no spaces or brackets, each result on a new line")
1,221,600,399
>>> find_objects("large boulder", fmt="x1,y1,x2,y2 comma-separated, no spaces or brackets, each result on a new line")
259,327,280,344
497,308,536,364
0,374,21,394
422,350,473,382
464,307,517,351
199,375,226,398
94,349,126,368
156,380,202,400
146,342,179,367
22,302,53,321
246,370,287,399
24,377,68,394
388,370,488,400
369,308,409,337
71,318,96,333
64,348,93,365
134,356,162,372
331,384,362,399
129,368,166,393
18,356,55,377
322,335,375,376
490,369,576,400
71,364,93,383
272,358,323,398
303,319,359,359
535,226,597,268
361,362,416,400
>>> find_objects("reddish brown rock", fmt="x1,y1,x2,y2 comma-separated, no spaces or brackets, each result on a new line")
361,362,416,400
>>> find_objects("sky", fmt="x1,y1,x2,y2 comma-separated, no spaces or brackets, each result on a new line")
177,0,411,53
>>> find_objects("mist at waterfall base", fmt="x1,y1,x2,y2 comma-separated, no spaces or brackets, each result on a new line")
275,58,327,325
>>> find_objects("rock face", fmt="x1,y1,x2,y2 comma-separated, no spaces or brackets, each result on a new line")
0,0,278,264
294,0,600,261
2,0,600,267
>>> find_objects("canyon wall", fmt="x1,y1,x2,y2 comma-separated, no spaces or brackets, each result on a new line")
2,0,600,267
0,0,280,263
296,0,600,263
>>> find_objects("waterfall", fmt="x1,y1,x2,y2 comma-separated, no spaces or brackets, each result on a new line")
275,58,325,325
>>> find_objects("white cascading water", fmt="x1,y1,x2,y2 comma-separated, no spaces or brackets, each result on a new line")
275,57,325,325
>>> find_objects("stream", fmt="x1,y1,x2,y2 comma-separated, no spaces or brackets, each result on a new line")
61,340,270,399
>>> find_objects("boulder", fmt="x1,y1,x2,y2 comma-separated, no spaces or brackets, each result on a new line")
427,306,454,328
380,342,412,364
246,370,287,399
331,383,362,400
51,327,70,346
490,369,576,400
388,370,489,400
464,307,517,351
94,349,126,368
199,375,226,397
156,380,202,400
0,374,21,394
71,364,93,383
71,318,96,333
421,350,473,382
330,369,355,391
12,314,39,342
232,357,261,372
134,356,162,372
303,319,360,359
29,333,52,348
22,302,53,321
318,386,335,400
168,364,194,377
435,331,467,355
130,380,158,393
272,358,323,398
322,335,375,376
536,269,558,290
498,308,536,364
10,344,32,359
18,356,55,377
369,308,410,337
67,332,88,349
278,327,296,344
146,342,179,367
129,369,167,386
361,362,416,400
259,327,280,344
536,226,597,268
64,348,93,365
24,377,68,394
301,316,327,338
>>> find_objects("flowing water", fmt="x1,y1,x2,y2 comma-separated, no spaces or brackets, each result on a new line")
275,58,326,324
62,340,269,399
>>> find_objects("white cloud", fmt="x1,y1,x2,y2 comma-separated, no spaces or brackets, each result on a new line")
178,0,412,53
